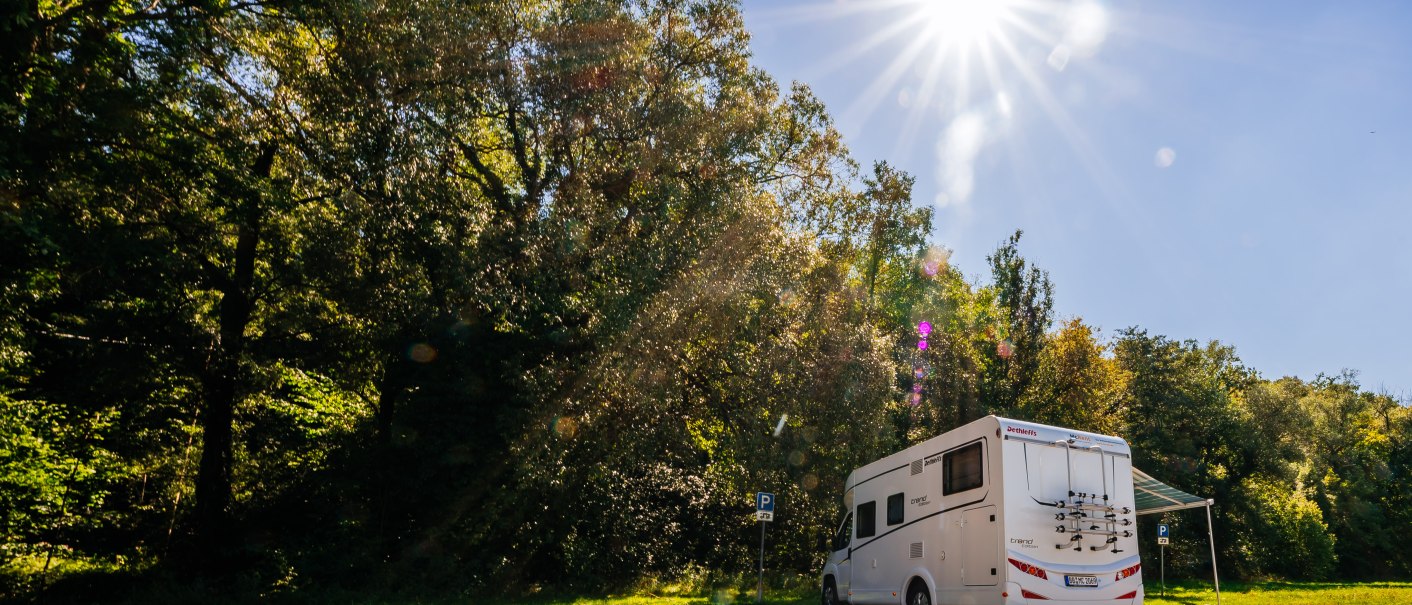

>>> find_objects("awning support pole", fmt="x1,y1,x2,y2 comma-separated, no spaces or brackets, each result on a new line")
1206,501,1220,605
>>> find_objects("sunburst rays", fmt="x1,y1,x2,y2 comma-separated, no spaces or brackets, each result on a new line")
750,0,1121,212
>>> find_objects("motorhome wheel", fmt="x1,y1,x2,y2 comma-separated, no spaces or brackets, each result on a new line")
906,580,930,605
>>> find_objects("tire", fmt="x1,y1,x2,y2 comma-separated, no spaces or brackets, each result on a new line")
906,580,930,605
822,577,840,605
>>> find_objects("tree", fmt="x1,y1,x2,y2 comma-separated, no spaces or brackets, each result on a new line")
1019,318,1127,435
981,230,1053,415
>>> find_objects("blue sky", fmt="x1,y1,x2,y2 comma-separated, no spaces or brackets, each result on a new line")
740,0,1412,397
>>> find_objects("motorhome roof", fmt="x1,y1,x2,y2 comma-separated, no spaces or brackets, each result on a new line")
842,415,1131,494
993,416,1130,451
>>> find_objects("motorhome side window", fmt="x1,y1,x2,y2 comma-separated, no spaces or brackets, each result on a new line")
856,501,876,538
942,441,984,495
886,492,904,525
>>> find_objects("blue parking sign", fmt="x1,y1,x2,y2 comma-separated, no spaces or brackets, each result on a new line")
1158,524,1169,538
756,492,775,513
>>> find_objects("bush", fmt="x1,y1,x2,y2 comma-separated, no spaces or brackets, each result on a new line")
1230,477,1336,579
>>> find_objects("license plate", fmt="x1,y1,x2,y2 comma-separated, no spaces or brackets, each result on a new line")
1065,575,1099,587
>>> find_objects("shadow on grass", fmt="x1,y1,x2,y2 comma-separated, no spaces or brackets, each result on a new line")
4,566,820,605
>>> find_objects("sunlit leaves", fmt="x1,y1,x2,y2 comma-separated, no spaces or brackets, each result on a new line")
0,394,125,557
1019,318,1127,435
1229,476,1336,579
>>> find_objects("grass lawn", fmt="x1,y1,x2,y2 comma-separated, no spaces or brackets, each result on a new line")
483,582,1412,605
1141,580,1412,605
481,591,814,605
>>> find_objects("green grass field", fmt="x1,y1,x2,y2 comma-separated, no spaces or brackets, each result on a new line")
480,582,1412,605
1144,580,1412,605
479,589,812,605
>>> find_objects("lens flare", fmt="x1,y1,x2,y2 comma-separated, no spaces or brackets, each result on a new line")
1047,44,1071,71
802,426,819,443
920,247,952,277
552,416,578,439
918,339,929,351
1155,147,1177,168
408,343,437,363
800,473,820,491
918,320,933,336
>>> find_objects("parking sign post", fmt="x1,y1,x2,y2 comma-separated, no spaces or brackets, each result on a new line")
1158,523,1170,596
756,492,774,603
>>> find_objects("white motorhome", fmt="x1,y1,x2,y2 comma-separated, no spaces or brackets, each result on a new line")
821,416,1143,605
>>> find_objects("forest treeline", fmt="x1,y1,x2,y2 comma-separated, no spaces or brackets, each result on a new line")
2,0,1409,600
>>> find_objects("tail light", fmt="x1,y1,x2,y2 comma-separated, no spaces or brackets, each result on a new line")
1008,557,1049,580
1115,563,1141,581
1022,588,1050,600
1116,590,1137,599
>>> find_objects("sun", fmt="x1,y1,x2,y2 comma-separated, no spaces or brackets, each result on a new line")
914,0,1017,50
763,0,1117,205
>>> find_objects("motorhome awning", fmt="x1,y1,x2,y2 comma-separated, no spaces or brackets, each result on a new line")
1132,468,1211,515
1132,467,1222,604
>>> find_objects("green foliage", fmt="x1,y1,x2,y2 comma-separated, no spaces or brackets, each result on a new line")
1019,318,1127,435
1229,477,1337,579
234,365,369,508
981,230,1054,414
0,394,124,560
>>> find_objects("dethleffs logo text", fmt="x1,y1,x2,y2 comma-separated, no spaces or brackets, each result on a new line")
1005,426,1038,437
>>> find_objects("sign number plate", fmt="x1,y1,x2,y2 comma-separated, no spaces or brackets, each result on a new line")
1158,537,1169,545
1065,575,1098,587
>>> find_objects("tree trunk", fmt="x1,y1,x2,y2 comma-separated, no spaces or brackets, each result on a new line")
194,346,241,564
191,142,274,569
376,353,406,446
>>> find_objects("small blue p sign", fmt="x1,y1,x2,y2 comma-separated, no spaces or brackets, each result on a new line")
1158,524,1169,538
756,492,775,513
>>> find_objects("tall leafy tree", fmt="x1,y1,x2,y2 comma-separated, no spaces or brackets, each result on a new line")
1019,318,1127,435
981,230,1053,415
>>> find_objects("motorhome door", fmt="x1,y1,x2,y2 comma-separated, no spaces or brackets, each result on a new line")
962,505,998,586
